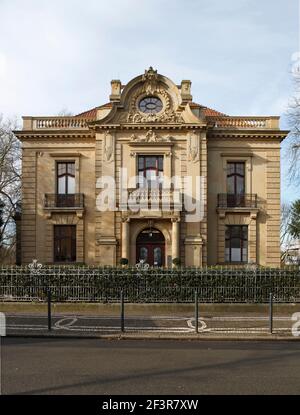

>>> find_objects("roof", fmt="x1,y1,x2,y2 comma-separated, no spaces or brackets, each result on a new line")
75,103,112,119
75,102,227,119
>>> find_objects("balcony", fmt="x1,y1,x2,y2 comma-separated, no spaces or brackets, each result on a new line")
217,194,257,209
44,194,85,217
125,188,182,213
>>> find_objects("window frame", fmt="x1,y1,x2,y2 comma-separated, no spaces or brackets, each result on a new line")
56,161,76,195
53,225,76,263
227,161,245,195
225,225,248,264
137,155,164,188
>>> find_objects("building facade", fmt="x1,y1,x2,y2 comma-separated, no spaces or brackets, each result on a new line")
16,68,288,267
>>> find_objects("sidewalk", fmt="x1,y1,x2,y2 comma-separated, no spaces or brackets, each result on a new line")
1,302,300,341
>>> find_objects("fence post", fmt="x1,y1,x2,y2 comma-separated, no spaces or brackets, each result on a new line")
195,289,199,334
47,289,52,332
120,290,125,333
269,292,273,334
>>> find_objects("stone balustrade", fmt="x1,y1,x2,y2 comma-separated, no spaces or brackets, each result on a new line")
208,116,279,129
22,117,89,130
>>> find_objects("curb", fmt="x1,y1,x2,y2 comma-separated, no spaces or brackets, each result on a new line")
5,333,300,342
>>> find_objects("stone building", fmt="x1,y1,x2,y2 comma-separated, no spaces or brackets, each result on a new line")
15,68,288,267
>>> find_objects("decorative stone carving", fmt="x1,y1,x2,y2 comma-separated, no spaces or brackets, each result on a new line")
142,67,159,95
181,80,192,102
103,130,115,162
130,129,171,143
126,70,183,124
187,130,200,163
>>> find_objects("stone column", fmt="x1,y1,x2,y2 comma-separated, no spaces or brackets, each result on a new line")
121,218,130,260
172,218,180,261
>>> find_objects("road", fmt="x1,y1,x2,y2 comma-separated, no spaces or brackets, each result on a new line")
2,338,300,394
3,313,296,336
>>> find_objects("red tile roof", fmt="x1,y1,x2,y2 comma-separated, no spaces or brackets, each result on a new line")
75,103,112,119
75,102,227,119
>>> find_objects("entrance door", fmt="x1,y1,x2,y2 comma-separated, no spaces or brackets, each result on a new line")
136,228,165,267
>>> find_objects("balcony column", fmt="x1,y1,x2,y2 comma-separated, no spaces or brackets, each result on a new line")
171,218,180,262
121,218,130,261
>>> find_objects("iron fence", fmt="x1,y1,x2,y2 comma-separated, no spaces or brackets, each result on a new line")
0,265,299,303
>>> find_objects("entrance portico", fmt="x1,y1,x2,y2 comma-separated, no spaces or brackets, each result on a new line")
121,216,181,266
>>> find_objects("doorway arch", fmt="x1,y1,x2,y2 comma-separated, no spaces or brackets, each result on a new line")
136,228,165,267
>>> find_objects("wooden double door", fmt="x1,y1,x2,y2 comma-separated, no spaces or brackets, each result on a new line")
136,228,165,267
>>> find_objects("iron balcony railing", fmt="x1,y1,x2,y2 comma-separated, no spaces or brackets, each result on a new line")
44,193,85,209
218,193,257,209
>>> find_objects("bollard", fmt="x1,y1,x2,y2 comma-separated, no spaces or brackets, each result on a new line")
120,290,125,333
269,292,273,334
195,290,199,334
47,290,52,332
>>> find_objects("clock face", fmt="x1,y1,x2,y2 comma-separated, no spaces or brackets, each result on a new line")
139,96,163,114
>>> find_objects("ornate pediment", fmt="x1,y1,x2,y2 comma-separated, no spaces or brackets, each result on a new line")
125,67,183,124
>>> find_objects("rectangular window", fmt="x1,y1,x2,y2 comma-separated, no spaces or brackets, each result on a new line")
137,156,164,189
227,162,245,195
54,225,76,263
57,162,75,194
56,162,76,207
225,225,248,263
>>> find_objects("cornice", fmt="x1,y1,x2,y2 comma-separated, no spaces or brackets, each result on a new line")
14,130,95,141
88,123,206,131
208,129,289,141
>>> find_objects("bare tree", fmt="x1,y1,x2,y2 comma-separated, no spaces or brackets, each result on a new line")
0,115,21,264
287,74,300,184
57,108,73,116
280,202,293,262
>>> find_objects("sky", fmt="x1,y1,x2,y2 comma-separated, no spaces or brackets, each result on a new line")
0,0,299,203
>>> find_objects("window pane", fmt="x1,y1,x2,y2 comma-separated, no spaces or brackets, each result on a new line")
227,176,235,194
146,170,157,182
158,157,164,171
67,176,75,194
146,157,156,168
225,248,230,262
138,157,144,170
236,163,245,176
154,247,162,266
58,177,66,194
231,248,241,262
57,163,66,176
231,226,240,238
227,163,235,175
139,247,148,261
67,163,75,176
236,176,245,194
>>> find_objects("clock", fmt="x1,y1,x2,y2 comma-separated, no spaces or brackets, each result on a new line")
139,96,163,114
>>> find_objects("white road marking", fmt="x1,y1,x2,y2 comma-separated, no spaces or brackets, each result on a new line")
4,315,296,335
187,318,207,331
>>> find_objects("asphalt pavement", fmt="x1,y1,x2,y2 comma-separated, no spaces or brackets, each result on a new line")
2,338,300,395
